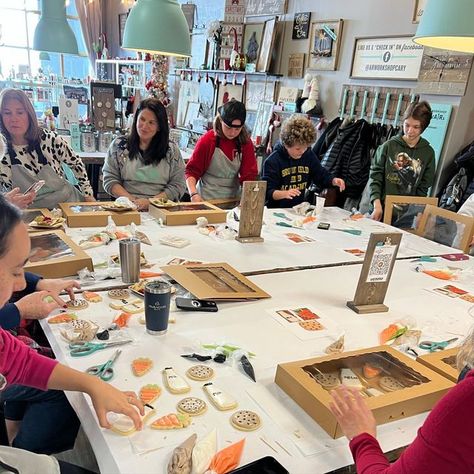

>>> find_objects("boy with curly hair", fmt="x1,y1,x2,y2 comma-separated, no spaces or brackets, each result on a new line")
262,115,345,208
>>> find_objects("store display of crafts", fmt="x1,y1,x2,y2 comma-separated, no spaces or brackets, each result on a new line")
29,215,66,229
303,352,428,397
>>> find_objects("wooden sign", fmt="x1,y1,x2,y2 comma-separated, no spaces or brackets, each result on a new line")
347,232,402,314
245,0,287,16
236,180,266,243
288,53,305,78
292,12,311,39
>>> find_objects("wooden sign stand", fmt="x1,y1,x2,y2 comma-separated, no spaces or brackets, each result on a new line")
236,180,267,243
347,232,402,314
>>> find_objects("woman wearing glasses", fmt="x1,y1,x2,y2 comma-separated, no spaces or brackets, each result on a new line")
185,100,258,201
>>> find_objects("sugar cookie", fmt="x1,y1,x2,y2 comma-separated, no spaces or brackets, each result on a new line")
177,397,207,416
186,365,214,381
230,410,261,431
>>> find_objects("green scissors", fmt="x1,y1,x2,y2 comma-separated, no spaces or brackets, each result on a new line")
418,337,458,352
69,339,132,357
86,350,121,381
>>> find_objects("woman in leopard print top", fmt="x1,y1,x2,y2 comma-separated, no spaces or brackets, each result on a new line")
0,88,94,209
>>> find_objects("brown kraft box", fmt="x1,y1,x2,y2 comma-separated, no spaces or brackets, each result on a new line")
59,202,140,227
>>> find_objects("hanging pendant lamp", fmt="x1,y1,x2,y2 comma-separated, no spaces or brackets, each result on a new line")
33,0,79,55
413,0,474,53
122,0,191,57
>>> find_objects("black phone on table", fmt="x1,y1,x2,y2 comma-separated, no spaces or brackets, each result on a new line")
175,297,218,312
228,456,289,473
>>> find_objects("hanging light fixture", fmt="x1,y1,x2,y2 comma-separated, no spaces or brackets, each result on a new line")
413,0,474,53
122,0,191,57
33,0,79,55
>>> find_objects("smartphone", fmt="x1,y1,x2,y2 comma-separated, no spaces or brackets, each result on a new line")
175,297,218,312
24,180,45,195
228,456,289,474
441,253,470,261
318,222,330,230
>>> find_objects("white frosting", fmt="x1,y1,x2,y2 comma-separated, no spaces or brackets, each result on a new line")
164,368,190,391
203,383,237,410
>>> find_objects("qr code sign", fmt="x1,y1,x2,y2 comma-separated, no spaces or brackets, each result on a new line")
366,245,396,283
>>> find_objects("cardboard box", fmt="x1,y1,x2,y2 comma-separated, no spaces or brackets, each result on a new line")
275,345,454,439
207,198,241,210
148,201,226,226
162,262,271,300
22,209,63,233
59,202,140,227
417,348,459,383
25,230,93,278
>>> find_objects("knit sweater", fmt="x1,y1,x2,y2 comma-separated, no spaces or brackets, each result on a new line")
349,370,474,473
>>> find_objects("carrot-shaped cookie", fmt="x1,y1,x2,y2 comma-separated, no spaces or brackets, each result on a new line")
150,413,190,430
83,291,102,303
139,384,161,405
132,357,153,377
48,313,77,324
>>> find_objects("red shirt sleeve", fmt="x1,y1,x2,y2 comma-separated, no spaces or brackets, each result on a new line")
185,130,216,180
238,140,258,184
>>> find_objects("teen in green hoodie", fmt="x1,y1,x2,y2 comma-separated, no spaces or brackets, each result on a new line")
370,101,435,221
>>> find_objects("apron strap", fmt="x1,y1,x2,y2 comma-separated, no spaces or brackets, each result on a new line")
215,135,241,155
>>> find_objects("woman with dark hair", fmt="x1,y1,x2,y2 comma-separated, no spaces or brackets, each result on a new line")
102,98,185,211
0,88,94,209
0,194,143,472
185,99,258,201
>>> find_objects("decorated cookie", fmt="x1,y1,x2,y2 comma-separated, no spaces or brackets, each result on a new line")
107,289,131,300
83,291,102,303
309,371,340,390
163,367,191,394
379,376,405,392
109,298,144,313
203,382,238,411
363,363,382,379
177,397,207,416
132,357,153,377
110,407,156,436
366,387,385,397
299,320,325,331
186,365,214,381
139,384,162,405
66,299,88,310
48,313,77,324
230,410,261,431
340,368,364,389
150,413,191,430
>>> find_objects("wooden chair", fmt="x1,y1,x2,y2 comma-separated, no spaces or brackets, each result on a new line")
384,195,439,233
417,204,474,253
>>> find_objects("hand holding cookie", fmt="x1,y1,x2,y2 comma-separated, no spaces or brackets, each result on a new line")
329,385,376,441
15,290,65,319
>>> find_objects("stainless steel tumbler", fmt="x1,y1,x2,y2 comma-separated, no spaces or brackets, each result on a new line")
119,238,140,284
144,281,171,335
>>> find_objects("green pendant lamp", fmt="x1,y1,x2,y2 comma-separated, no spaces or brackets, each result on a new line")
33,0,79,55
122,0,191,57
413,0,474,53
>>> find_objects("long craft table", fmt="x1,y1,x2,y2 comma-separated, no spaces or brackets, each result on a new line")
62,207,458,289
41,257,474,473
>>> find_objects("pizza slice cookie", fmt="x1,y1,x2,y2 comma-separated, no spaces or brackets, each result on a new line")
230,410,261,432
177,397,207,416
139,384,162,405
163,367,191,394
299,320,325,331
48,313,77,324
150,413,191,430
186,365,214,381
65,299,89,311
107,289,131,300
132,358,153,377
83,291,102,303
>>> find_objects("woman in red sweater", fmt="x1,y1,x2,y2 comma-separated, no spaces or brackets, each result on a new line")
329,350,474,473
185,100,258,201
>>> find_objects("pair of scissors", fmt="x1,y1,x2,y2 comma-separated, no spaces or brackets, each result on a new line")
69,339,132,357
86,350,121,381
418,337,458,352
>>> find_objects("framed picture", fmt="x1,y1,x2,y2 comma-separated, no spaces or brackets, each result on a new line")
251,100,274,141
415,47,474,96
350,36,424,80
245,0,287,17
184,101,201,128
292,12,311,40
242,22,264,64
257,17,277,72
244,80,275,111
288,53,305,78
307,19,344,71
118,12,128,47
215,83,244,114
176,80,199,126
190,30,209,69
412,0,428,23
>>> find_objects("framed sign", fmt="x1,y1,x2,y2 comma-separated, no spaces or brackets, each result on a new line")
257,17,277,72
307,19,344,71
412,0,428,23
245,0,287,17
292,12,311,40
242,22,264,64
288,53,305,78
350,36,424,80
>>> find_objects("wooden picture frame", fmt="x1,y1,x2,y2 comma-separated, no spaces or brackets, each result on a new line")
242,22,264,65
244,80,275,111
184,101,200,128
288,53,305,78
215,83,244,115
118,12,128,47
412,0,428,23
292,12,311,40
307,19,343,71
251,100,274,141
256,17,277,72
350,36,424,80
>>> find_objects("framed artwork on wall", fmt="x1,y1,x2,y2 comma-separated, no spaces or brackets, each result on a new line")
215,83,244,114
412,0,428,23
251,100,274,141
242,22,264,64
244,80,276,111
292,12,311,40
245,0,287,17
257,17,277,72
307,19,344,71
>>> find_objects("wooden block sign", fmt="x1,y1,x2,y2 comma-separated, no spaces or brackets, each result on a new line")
236,181,267,243
347,232,402,314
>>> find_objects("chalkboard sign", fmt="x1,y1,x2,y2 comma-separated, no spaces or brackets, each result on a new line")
292,12,311,40
245,0,287,17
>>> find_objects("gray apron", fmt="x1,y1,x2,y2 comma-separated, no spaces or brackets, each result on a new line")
12,163,84,209
198,146,241,200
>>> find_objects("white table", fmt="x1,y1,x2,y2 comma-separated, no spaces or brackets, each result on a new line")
42,257,474,473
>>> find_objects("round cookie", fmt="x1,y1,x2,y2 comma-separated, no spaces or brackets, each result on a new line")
299,320,324,331
66,299,89,311
108,289,130,300
177,397,207,416
309,371,340,390
379,376,405,392
230,410,261,432
186,365,214,381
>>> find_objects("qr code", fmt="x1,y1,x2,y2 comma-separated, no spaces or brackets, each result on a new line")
368,253,392,282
